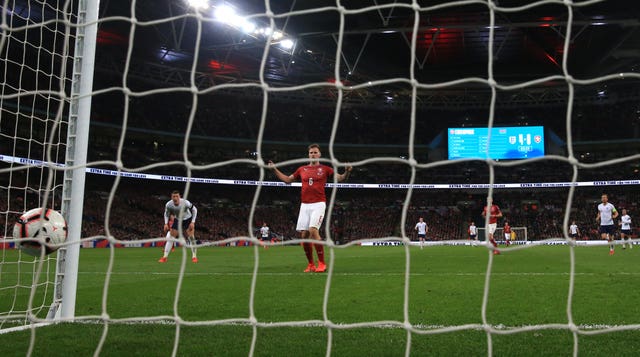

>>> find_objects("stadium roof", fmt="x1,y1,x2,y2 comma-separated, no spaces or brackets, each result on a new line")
94,0,640,105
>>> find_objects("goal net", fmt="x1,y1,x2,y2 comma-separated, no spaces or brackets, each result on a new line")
1,0,640,355
0,0,77,330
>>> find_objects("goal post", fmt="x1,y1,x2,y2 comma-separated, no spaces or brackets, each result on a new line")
55,0,100,321
0,0,97,326
478,226,528,242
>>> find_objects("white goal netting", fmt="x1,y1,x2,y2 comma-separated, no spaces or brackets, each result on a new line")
2,0,640,356
0,0,75,330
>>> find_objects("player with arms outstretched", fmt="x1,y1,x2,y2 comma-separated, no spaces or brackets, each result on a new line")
159,190,199,263
482,198,502,255
596,193,618,256
619,209,632,250
415,217,427,249
269,143,352,273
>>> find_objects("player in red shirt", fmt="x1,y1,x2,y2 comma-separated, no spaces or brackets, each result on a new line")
481,198,503,254
503,221,512,246
269,143,352,273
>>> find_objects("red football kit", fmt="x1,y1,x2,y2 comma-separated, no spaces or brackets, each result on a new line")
292,164,334,203
504,223,511,234
483,204,501,224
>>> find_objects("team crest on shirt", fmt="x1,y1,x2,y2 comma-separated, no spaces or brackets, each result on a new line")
316,168,323,176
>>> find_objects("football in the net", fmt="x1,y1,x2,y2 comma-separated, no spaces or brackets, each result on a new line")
13,208,68,256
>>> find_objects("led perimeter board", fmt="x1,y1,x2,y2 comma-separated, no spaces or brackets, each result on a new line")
448,126,545,160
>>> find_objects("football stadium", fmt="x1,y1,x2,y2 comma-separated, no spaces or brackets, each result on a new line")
1,0,640,356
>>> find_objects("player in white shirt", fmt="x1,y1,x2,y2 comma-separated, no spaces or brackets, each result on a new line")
596,194,618,255
569,221,580,240
259,222,270,249
619,209,632,250
159,190,199,263
415,217,428,249
468,222,478,246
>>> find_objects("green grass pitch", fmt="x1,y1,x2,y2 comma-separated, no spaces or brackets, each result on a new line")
1,244,640,356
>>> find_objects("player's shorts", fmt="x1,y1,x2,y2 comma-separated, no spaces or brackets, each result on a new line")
621,229,632,235
171,217,192,233
599,225,615,235
504,233,511,240
570,233,578,239
469,234,477,240
488,223,497,234
296,202,326,231
261,235,269,241
417,234,426,239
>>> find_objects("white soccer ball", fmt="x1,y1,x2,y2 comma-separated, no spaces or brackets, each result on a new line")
13,208,67,256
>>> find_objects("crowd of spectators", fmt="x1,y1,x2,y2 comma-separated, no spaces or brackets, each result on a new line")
92,89,640,141
3,157,640,244
4,175,639,244
88,91,640,167
74,185,640,242
4,94,640,242
3,32,640,247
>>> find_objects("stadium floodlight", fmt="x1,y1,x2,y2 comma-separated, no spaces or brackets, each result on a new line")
214,4,256,34
279,39,294,50
214,4,236,19
186,0,209,11
240,20,256,33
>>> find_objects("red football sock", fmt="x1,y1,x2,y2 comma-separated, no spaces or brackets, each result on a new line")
302,242,314,264
314,243,325,263
489,238,498,247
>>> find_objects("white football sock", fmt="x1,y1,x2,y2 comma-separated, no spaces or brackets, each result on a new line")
163,231,173,258
189,236,197,258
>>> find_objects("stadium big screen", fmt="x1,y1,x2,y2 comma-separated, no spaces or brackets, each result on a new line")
448,126,545,160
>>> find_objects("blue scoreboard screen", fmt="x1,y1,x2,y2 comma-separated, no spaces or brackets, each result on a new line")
447,126,545,160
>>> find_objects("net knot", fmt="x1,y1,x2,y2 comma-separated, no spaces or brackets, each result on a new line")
568,322,579,333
